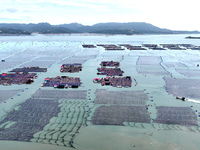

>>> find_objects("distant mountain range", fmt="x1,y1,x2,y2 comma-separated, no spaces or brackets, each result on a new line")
0,22,199,35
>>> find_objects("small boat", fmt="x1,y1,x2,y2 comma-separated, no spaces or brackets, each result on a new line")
176,96,186,101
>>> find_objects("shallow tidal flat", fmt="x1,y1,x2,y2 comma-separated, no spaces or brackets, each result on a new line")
0,34,200,150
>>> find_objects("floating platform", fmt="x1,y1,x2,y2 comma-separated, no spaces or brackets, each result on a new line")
60,63,82,73
97,44,125,50
93,76,132,88
82,44,96,48
0,72,37,85
160,44,186,50
42,76,82,88
100,61,120,67
120,44,147,50
186,36,200,39
97,67,123,76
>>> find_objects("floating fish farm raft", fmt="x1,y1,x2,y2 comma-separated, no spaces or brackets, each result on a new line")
100,61,120,67
94,61,132,87
97,67,124,76
97,44,125,50
160,44,186,50
82,44,96,48
93,76,132,88
60,64,82,73
0,72,37,85
119,44,147,50
42,76,82,88
81,43,200,51
97,61,124,76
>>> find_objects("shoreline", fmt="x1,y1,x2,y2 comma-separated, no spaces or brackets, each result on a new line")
0,33,200,36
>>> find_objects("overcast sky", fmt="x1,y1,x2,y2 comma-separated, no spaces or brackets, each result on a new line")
0,0,199,31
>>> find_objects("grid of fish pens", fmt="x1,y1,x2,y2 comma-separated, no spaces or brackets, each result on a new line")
21,60,56,68
0,89,22,103
32,89,87,99
154,106,197,126
176,69,200,77
59,55,96,64
92,105,151,126
136,56,162,66
0,98,60,142
95,89,148,105
0,61,24,71
162,62,187,68
136,65,170,76
164,77,200,99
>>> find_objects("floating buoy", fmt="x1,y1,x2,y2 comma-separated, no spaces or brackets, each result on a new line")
150,112,152,114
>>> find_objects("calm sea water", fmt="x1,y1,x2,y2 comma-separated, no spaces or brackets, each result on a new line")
0,33,200,43
0,34,200,150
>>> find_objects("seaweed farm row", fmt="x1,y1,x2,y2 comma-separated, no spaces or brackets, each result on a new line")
82,44,200,50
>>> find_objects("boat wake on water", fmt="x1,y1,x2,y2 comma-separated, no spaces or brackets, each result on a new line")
176,96,200,104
